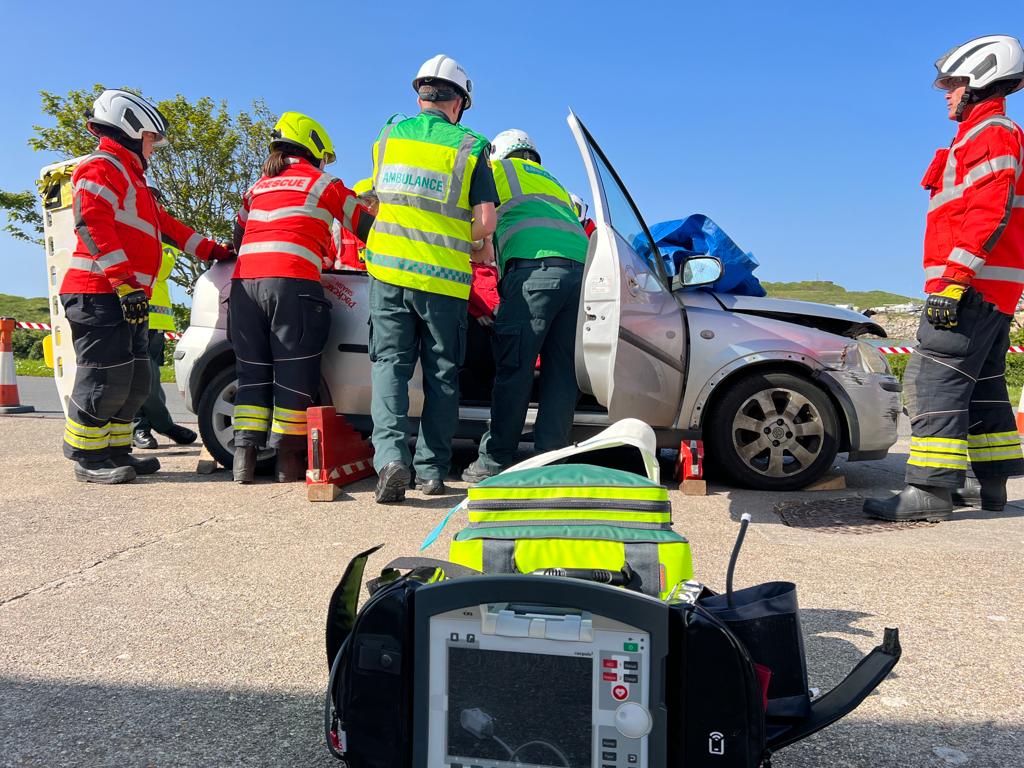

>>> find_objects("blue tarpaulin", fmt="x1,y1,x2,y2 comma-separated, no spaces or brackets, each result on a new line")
648,214,766,297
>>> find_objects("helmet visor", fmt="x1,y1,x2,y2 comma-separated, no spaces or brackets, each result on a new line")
934,74,970,91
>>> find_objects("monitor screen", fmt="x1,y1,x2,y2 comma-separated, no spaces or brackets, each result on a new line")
446,647,593,768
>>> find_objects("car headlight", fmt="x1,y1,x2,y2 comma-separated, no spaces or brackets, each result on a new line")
857,341,892,375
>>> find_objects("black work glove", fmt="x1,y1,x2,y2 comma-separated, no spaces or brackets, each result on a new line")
924,283,967,329
115,284,150,325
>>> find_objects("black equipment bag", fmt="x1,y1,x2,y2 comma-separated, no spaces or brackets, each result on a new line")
700,581,811,719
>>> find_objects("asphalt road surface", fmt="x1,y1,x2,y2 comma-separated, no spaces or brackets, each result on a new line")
1,386,1022,767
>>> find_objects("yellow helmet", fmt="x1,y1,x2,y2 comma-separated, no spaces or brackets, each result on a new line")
353,177,374,195
271,111,336,164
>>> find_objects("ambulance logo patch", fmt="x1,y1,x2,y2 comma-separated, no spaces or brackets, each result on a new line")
377,164,449,202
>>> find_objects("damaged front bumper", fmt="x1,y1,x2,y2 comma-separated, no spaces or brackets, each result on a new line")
818,369,901,461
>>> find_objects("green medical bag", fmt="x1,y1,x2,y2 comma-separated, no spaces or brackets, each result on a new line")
449,463,692,599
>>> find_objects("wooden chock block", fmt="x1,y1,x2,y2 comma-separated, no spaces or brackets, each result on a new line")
307,482,341,502
196,445,219,475
803,473,846,491
680,478,707,496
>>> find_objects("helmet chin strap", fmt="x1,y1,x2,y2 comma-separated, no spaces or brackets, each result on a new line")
955,89,973,121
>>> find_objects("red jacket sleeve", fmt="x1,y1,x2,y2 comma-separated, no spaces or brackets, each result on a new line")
321,178,374,244
156,205,217,261
72,159,138,288
942,125,1023,284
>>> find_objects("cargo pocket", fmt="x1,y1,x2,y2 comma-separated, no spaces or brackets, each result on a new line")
491,322,521,373
298,294,332,350
61,294,125,327
455,315,468,367
367,318,377,363
916,292,980,357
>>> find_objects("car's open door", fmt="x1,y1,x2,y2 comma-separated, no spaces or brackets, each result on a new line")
568,111,685,426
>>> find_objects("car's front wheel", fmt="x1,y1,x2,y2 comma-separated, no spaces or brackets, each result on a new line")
196,367,276,471
707,371,839,491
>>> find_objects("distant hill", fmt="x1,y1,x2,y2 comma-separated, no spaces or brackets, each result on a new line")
761,281,919,309
0,293,50,323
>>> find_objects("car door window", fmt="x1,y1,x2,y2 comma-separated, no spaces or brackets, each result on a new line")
585,129,668,285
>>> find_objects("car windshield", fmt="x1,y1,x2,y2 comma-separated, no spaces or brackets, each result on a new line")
588,137,664,280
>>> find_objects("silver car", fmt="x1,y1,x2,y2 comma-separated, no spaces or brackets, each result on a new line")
175,112,900,491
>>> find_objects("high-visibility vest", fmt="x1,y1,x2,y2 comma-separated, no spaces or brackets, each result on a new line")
149,244,177,331
365,112,488,300
491,158,588,273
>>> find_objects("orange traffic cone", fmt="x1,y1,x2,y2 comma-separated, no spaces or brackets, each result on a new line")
1016,388,1024,435
0,317,35,414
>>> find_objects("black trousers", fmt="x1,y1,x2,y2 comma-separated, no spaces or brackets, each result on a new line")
133,330,175,434
228,278,331,450
61,293,150,463
904,289,1024,486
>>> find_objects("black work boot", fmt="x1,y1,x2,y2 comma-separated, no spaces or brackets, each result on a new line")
275,447,306,483
110,452,161,475
133,429,158,449
415,478,448,496
74,459,136,485
863,484,953,522
375,461,411,504
233,445,257,484
162,424,197,445
461,459,503,484
952,476,1008,511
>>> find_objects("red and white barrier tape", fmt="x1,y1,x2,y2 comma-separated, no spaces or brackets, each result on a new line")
16,321,180,340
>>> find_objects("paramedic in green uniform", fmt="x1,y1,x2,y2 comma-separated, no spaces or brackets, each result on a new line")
462,130,589,482
365,54,497,503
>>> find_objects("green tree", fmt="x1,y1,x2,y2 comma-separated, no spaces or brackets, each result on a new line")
1,85,274,292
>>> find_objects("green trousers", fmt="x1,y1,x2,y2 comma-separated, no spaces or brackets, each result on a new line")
477,260,583,469
368,278,467,481
134,330,174,434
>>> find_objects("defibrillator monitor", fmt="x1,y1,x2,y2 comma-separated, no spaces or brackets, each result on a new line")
412,576,669,768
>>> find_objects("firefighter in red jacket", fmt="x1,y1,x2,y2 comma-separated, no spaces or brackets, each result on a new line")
230,112,374,484
866,36,1024,521
61,89,232,484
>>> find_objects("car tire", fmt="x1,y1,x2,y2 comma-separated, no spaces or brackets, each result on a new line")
707,371,839,491
197,367,276,472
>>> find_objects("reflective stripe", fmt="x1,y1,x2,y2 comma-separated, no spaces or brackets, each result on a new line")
150,304,174,315
246,205,334,225
968,445,1024,460
373,220,471,253
446,134,478,209
272,406,307,421
305,173,334,206
924,265,945,280
967,431,1021,445
497,217,589,252
74,179,118,208
135,272,155,287
498,193,575,216
66,418,109,437
947,247,985,273
271,406,308,436
238,240,323,272
237,207,249,224
501,159,523,197
1016,195,1024,208
930,154,1024,212
97,249,129,270
907,455,969,470
183,232,204,256
271,421,308,436
374,191,474,221
108,422,133,447
63,426,109,450
365,252,473,285
910,436,967,451
975,266,1024,283
113,208,157,238
341,195,359,232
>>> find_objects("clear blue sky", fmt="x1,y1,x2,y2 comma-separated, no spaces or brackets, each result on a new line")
1,0,1022,302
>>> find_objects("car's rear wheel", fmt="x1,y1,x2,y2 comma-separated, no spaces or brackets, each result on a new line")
197,367,276,471
707,371,839,491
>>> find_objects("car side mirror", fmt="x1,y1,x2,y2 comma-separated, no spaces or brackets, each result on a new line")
673,256,723,290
